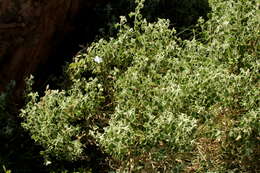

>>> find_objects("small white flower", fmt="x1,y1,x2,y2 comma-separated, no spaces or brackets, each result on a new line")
94,56,103,63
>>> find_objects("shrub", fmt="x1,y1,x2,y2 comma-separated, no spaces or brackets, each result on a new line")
20,0,259,172
20,75,105,162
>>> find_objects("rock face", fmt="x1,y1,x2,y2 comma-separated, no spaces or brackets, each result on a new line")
0,0,107,98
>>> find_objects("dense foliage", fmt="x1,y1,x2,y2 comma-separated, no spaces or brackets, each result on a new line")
20,0,259,172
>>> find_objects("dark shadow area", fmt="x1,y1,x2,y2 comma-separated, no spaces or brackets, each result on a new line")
46,144,110,173
0,84,48,173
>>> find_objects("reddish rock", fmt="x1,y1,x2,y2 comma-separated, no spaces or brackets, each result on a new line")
0,0,107,98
